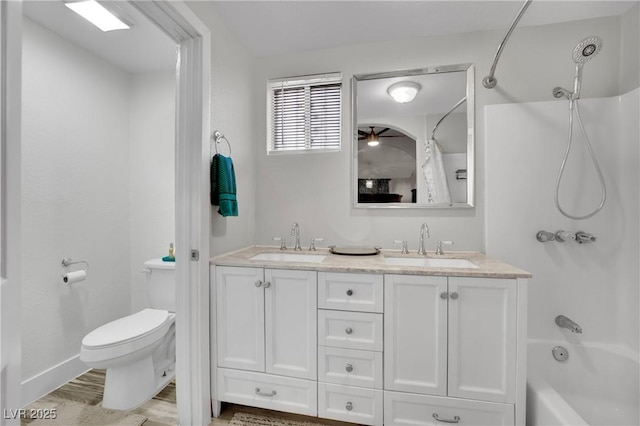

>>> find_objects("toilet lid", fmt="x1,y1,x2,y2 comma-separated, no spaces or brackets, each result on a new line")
82,308,170,349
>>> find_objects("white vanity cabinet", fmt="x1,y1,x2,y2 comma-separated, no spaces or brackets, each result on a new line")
214,266,318,416
210,250,529,425
384,274,524,425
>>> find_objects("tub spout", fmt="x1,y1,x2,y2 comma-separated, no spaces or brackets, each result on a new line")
555,315,582,333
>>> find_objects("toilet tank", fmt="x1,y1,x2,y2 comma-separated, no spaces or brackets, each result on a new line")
144,259,176,312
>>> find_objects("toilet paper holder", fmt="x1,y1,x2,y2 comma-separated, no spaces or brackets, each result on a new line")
61,258,89,272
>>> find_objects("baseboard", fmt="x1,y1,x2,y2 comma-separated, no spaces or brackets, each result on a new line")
21,354,90,407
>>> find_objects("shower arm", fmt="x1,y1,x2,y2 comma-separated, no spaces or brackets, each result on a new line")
431,96,467,140
482,0,533,89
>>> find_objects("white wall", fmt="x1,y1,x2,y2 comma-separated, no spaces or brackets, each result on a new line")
620,3,640,93
252,15,625,252
21,19,132,382
129,72,176,312
186,2,256,257
486,90,639,354
21,18,177,403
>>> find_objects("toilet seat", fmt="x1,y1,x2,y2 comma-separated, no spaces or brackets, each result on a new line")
83,308,170,349
81,309,174,365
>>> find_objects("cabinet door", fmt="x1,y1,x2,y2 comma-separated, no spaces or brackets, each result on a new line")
265,269,317,380
216,266,265,372
448,277,517,403
384,274,447,395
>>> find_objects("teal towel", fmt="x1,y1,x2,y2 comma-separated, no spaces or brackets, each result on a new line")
210,154,238,217
162,256,175,262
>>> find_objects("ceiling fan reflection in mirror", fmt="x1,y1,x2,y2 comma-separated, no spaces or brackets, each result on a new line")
358,126,405,147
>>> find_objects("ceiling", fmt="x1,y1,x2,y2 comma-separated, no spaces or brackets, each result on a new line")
23,0,177,73
22,1,637,73
211,0,638,57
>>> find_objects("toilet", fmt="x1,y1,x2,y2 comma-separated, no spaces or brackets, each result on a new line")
80,259,176,410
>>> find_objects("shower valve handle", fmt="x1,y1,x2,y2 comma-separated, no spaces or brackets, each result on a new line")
536,231,556,243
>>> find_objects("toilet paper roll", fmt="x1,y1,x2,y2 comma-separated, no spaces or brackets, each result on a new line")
62,270,86,284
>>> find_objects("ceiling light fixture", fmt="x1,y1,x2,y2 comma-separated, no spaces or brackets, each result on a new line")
387,81,421,103
365,128,380,146
64,0,131,32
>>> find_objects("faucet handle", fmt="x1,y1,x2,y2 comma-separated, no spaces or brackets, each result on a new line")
436,240,454,255
273,236,287,250
393,240,409,254
309,237,324,251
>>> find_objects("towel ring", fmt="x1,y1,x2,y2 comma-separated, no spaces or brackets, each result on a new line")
212,130,232,156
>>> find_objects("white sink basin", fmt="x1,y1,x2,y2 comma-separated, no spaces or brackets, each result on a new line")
384,257,478,269
250,253,327,263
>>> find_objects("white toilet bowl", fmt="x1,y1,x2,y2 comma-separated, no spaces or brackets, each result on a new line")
80,308,176,410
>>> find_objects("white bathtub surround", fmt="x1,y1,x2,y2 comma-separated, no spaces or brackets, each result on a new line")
486,89,639,426
526,339,639,426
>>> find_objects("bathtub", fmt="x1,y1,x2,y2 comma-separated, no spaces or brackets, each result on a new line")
527,339,639,426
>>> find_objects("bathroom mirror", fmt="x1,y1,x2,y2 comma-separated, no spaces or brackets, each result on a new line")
352,63,474,208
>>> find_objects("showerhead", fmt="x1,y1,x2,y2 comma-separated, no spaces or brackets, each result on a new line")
572,36,602,64
553,36,603,101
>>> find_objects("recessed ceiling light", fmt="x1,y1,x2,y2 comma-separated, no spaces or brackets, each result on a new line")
64,1,131,32
387,81,421,103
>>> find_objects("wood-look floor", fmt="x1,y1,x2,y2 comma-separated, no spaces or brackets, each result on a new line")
25,370,360,426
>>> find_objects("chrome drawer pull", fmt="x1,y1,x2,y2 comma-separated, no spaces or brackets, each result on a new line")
450,292,459,300
345,327,353,335
345,401,353,411
264,281,272,289
440,292,448,300
255,387,277,397
433,413,460,423
345,363,354,372
254,280,262,288
346,289,354,296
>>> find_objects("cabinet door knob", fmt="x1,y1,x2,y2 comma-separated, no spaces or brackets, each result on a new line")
345,363,353,372
346,289,354,296
345,401,353,411
440,292,448,300
450,292,459,300
433,413,460,423
254,280,262,288
345,327,353,335
264,281,272,289
255,387,277,397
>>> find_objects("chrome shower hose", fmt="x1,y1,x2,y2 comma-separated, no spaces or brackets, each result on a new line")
554,100,606,220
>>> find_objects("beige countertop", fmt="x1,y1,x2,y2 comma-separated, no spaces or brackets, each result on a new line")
210,246,532,279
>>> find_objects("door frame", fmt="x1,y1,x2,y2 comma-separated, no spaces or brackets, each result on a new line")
1,1,23,424
2,1,212,424
130,2,211,424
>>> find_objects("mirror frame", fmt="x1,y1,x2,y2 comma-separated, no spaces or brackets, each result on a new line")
351,63,475,209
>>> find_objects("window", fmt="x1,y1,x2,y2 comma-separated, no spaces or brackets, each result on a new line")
267,72,342,154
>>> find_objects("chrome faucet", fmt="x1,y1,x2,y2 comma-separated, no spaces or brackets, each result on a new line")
555,315,582,334
417,223,430,255
290,222,302,251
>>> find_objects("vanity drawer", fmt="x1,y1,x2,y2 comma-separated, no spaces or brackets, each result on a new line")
318,272,383,313
216,368,317,417
318,346,382,389
384,390,514,426
318,383,383,426
318,310,383,352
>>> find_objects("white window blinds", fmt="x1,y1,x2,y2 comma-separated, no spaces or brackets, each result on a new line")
267,73,342,154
